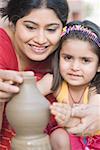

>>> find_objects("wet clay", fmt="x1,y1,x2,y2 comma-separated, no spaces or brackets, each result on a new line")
6,72,52,150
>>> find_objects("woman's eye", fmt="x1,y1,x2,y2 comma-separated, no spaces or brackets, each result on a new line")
25,25,36,30
47,28,57,32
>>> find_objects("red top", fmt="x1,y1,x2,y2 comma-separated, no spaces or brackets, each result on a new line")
0,28,57,150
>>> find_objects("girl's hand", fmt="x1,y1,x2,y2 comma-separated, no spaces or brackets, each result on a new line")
66,117,80,128
50,102,71,127
37,73,53,96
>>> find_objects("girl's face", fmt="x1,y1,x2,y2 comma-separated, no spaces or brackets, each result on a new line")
60,39,99,87
13,8,63,61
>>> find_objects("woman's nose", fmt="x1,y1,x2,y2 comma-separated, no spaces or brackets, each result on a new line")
34,30,47,45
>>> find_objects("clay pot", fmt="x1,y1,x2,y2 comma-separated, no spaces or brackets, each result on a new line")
6,72,52,150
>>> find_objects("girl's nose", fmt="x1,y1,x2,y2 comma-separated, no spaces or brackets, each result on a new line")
71,61,80,71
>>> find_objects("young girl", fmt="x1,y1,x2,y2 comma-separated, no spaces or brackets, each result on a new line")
37,20,100,150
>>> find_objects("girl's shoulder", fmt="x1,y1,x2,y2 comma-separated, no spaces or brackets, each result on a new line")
56,81,68,103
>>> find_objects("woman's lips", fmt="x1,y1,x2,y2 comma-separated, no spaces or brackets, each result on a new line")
29,44,49,54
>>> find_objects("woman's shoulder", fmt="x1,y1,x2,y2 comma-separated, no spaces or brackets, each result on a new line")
0,27,10,40
0,28,18,70
0,27,13,50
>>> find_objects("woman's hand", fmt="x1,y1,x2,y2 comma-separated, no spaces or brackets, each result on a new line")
67,104,100,136
50,102,71,127
0,70,33,102
0,70,34,130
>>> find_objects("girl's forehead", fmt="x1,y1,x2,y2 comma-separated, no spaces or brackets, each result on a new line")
61,39,95,53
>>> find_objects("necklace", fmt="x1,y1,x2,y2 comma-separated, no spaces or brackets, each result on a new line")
68,86,86,104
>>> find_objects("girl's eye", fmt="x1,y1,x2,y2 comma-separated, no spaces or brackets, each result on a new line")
82,58,90,63
63,55,72,61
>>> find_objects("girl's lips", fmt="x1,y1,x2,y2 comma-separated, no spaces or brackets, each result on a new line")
69,74,81,77
68,73,82,79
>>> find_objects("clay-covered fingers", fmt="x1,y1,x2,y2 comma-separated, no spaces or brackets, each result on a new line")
50,102,70,115
71,104,97,117
55,113,66,126
67,116,94,136
68,104,100,136
50,103,71,127
83,118,100,136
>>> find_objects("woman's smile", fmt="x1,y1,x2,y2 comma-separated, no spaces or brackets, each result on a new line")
28,44,49,54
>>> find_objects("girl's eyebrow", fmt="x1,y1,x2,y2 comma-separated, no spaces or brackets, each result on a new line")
61,53,94,59
23,20,60,26
81,56,94,60
61,53,71,56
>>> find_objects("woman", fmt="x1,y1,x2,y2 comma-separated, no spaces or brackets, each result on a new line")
0,0,69,149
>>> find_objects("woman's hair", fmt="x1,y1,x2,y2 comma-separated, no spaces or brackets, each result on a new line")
51,20,100,93
0,0,69,27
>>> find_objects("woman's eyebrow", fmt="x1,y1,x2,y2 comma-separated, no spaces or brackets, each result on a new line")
23,20,37,25
23,20,60,26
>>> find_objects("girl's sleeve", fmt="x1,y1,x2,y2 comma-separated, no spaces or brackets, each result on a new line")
44,94,63,135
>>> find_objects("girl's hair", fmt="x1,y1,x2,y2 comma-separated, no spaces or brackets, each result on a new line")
0,0,69,27
51,20,100,93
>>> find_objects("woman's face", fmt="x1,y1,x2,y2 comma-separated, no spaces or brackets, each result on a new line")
14,8,63,61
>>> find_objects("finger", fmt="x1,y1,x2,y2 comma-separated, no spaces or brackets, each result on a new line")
50,104,62,113
83,120,98,135
0,102,5,108
67,123,87,134
71,104,90,117
0,90,14,98
0,98,10,103
52,102,67,108
55,110,71,127
0,70,23,83
19,71,34,77
5,80,14,85
55,114,66,126
50,109,57,115
67,117,93,135
51,102,71,111
0,81,20,93
83,125,95,136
